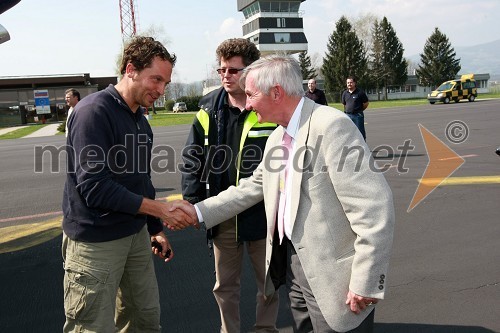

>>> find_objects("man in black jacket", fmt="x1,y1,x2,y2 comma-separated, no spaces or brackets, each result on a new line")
305,78,328,105
182,38,279,333
62,36,193,332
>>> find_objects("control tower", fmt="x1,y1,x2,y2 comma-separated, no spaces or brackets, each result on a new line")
237,0,308,55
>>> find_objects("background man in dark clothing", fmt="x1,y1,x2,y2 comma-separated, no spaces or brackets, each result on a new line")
341,76,369,140
182,38,279,333
305,78,328,105
62,36,193,333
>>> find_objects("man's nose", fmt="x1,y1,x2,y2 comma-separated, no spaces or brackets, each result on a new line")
245,100,252,110
157,83,166,96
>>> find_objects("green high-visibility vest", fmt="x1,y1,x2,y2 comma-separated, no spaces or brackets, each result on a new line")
195,110,275,185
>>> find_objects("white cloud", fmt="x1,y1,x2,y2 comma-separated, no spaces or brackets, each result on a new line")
218,17,240,37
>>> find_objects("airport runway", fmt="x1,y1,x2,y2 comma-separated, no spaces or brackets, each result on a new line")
0,100,499,332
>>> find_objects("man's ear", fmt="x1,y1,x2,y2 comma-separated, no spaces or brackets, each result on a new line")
273,85,283,103
125,62,136,78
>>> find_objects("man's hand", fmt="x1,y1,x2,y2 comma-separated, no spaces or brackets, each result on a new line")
159,200,197,230
150,231,173,262
139,198,197,230
345,290,378,314
166,200,199,230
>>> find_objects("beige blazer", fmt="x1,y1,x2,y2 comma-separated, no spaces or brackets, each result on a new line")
197,98,395,331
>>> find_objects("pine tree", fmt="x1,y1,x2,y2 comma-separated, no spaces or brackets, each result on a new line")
416,27,461,88
322,16,367,102
370,19,384,100
370,17,407,100
298,51,317,80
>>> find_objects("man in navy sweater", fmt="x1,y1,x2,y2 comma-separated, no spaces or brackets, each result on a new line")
62,36,194,332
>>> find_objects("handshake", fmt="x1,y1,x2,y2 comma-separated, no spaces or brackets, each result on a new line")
140,198,200,231
162,200,200,231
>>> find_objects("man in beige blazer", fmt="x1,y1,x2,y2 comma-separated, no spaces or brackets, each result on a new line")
172,54,395,332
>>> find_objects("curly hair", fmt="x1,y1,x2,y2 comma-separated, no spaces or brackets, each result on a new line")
119,36,176,75
216,38,260,66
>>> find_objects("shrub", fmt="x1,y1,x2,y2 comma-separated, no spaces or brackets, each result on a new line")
58,120,66,133
177,96,202,111
165,99,175,111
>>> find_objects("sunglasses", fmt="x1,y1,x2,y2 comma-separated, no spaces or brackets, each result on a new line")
216,68,245,75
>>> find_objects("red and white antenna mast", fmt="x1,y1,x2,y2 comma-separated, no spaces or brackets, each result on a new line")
119,0,139,41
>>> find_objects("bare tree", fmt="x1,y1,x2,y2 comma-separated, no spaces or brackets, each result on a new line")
166,77,184,101
186,82,202,97
139,24,171,46
406,58,419,75
115,24,172,77
309,52,323,78
349,13,379,53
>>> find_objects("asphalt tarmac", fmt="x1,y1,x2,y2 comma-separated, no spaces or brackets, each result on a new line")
0,99,499,332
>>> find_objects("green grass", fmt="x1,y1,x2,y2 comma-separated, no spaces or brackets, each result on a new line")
149,98,434,127
329,98,430,110
329,93,500,110
482,90,500,98
2,94,499,134
149,94,500,126
146,112,196,127
0,125,48,140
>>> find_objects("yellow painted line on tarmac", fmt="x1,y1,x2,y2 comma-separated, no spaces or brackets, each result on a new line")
0,194,184,254
0,217,62,254
419,176,500,186
162,194,183,201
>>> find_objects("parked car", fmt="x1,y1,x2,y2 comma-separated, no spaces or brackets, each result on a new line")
173,102,187,112
427,74,477,104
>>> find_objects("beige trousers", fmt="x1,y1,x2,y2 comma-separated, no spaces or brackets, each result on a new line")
62,226,161,333
213,219,279,333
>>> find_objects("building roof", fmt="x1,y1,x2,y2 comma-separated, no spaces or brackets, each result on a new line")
0,73,117,90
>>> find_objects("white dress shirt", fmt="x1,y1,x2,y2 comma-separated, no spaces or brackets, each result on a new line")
65,106,74,138
195,97,306,237
282,97,304,239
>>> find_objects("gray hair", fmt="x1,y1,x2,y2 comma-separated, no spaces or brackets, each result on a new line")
240,53,304,97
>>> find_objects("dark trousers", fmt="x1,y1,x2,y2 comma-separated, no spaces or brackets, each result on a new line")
286,239,374,333
346,112,366,141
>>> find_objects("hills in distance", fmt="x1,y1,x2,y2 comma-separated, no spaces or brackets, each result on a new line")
408,39,500,80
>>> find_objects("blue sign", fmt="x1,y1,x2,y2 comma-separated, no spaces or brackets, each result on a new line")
34,89,51,114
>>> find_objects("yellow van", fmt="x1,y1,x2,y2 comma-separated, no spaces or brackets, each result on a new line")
427,74,477,104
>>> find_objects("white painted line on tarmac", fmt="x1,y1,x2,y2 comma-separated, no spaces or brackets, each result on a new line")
0,211,62,224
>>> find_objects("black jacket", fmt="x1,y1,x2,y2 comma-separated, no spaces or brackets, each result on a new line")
62,85,162,242
181,87,277,241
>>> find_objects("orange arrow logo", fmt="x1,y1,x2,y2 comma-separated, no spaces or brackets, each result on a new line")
408,124,465,212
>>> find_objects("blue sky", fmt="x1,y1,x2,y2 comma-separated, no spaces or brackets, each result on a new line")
1,0,498,83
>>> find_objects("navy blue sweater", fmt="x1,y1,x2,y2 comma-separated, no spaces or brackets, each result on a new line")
62,85,162,242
